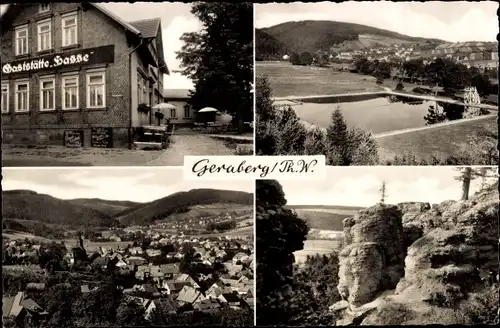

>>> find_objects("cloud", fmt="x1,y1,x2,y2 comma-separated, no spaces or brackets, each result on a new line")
164,72,195,90
2,168,254,203
255,2,497,42
281,167,495,206
162,15,201,90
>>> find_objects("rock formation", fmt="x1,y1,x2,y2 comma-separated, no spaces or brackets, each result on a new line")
336,205,405,306
331,183,499,325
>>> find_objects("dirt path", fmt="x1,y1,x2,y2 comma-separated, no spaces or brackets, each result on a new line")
146,134,235,166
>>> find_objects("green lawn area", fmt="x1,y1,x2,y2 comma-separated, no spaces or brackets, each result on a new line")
256,61,382,97
375,116,497,163
295,209,350,231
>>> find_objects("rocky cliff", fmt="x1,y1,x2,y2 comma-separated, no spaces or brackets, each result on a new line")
330,184,499,325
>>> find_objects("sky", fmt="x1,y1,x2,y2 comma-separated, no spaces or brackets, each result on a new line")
280,167,498,207
0,2,201,90
255,1,498,42
2,168,254,203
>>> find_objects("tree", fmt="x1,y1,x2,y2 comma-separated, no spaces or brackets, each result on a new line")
380,181,387,204
115,299,147,326
325,107,350,165
454,167,497,200
176,2,253,133
256,180,309,326
290,52,301,65
299,52,313,66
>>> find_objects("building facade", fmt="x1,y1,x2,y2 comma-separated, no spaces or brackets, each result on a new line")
162,89,194,125
0,3,169,148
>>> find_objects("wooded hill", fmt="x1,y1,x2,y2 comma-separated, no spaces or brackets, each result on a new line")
256,20,445,59
2,189,253,236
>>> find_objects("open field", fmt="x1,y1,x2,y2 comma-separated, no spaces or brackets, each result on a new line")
256,61,382,97
294,239,343,264
375,115,497,163
294,209,353,231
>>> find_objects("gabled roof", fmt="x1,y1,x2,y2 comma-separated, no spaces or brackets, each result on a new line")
129,18,161,39
163,89,191,100
177,286,201,304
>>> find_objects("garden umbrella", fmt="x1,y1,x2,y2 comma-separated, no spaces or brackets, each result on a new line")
198,107,218,113
152,103,177,110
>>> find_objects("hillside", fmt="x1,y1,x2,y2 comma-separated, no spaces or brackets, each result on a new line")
256,20,445,57
256,29,288,60
294,209,352,231
67,198,141,216
116,189,254,226
2,190,119,229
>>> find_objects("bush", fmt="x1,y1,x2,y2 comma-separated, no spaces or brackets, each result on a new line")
395,81,404,91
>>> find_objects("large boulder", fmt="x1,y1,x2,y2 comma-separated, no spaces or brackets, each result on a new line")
337,242,384,306
337,205,406,306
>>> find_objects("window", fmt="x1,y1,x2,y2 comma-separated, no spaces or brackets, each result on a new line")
62,74,79,110
184,106,191,118
40,76,55,111
15,80,29,112
39,4,50,13
1,83,9,113
170,108,177,118
143,80,148,105
15,25,28,55
86,70,105,108
62,14,78,47
137,74,142,103
37,20,52,51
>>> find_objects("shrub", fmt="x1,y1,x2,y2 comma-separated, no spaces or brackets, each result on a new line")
395,81,404,91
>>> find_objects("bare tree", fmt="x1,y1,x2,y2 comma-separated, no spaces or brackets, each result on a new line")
380,180,387,205
454,167,497,200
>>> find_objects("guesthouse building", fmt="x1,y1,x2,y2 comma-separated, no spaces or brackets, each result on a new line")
0,3,169,148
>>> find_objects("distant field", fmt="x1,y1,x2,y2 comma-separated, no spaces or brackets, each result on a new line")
256,61,381,97
376,115,497,163
294,209,352,231
294,239,343,264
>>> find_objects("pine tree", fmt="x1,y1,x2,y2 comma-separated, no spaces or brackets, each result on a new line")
380,180,387,205
326,107,350,165
454,167,497,200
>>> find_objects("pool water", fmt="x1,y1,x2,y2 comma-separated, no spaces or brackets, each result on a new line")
293,97,440,134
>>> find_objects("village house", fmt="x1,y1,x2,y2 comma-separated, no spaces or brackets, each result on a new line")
163,281,192,295
206,280,233,299
176,285,206,306
0,3,169,148
175,273,200,289
2,292,48,326
159,263,180,279
193,299,221,313
217,292,242,309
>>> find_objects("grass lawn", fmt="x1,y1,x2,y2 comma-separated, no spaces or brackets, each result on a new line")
256,61,382,97
294,209,351,231
375,115,497,163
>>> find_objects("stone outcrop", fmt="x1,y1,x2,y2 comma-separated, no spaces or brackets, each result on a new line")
336,205,405,307
332,184,499,325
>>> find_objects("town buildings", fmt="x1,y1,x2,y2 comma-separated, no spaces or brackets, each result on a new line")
1,3,169,148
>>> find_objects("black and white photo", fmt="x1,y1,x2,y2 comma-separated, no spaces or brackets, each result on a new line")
2,167,255,326
255,1,498,165
256,166,499,325
1,2,254,167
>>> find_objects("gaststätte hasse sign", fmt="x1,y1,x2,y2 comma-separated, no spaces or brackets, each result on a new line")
2,45,115,75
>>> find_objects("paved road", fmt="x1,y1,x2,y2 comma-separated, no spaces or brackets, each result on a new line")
146,134,234,166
